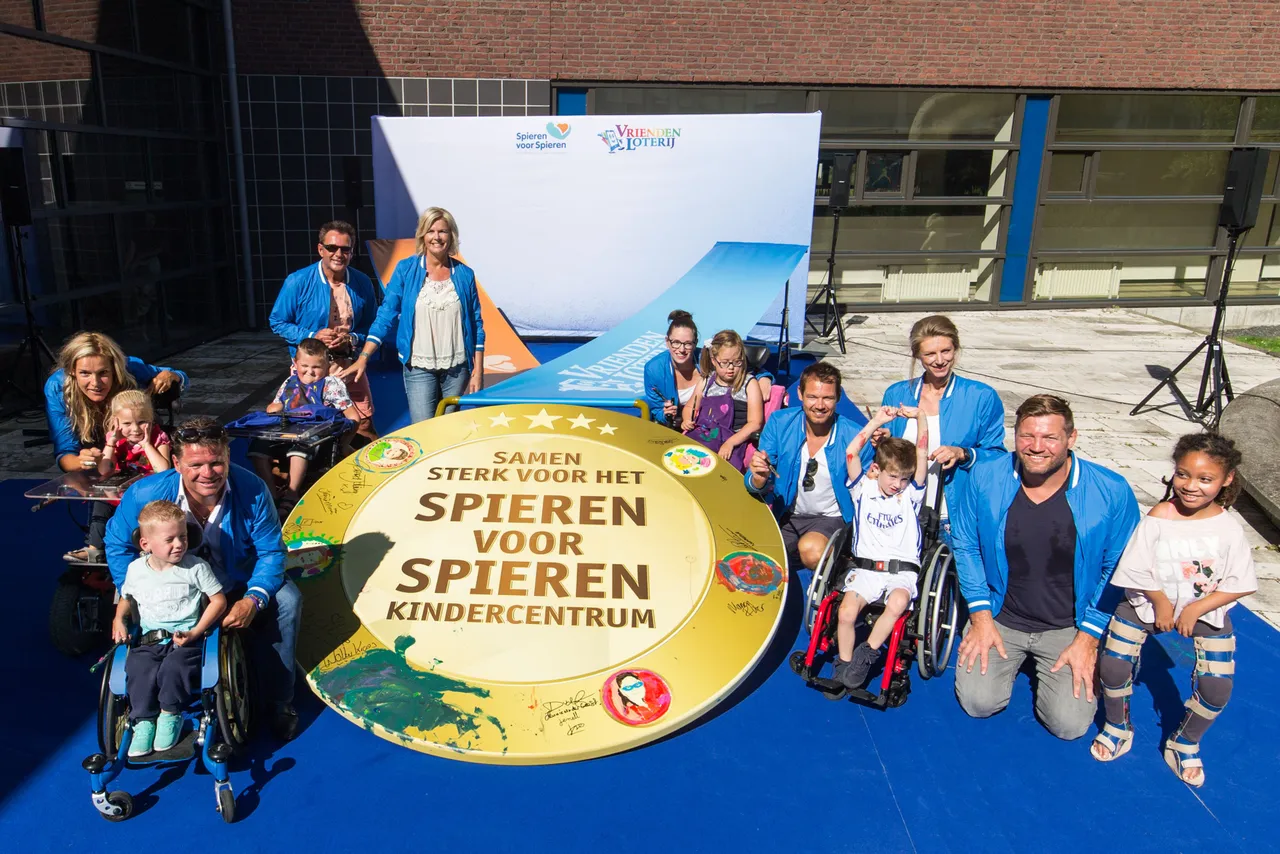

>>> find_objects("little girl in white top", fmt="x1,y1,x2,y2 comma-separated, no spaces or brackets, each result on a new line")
1091,432,1257,788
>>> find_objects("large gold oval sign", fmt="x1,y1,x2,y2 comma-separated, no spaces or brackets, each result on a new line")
289,404,787,764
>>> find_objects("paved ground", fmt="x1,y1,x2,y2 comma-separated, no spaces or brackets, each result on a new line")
820,307,1280,630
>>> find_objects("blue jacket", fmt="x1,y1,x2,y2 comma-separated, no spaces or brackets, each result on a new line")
269,262,379,357
744,407,862,523
44,357,189,461
863,373,1006,514
367,255,485,366
950,452,1141,639
643,349,773,425
105,465,287,600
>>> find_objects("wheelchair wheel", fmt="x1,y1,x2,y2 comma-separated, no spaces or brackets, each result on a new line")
915,545,959,679
97,645,130,756
49,578,112,657
218,788,236,823
100,791,133,822
803,530,847,635
216,630,253,751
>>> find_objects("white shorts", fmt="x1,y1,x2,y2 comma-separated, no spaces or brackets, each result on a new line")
842,568,919,605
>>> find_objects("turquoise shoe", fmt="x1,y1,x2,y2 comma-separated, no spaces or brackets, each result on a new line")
154,712,183,751
129,720,155,757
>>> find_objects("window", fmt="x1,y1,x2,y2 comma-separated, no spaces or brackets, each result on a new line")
816,91,1016,141
1055,94,1239,143
591,87,807,115
1093,150,1228,197
1037,204,1220,251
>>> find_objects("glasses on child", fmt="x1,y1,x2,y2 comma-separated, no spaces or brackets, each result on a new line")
322,243,354,255
802,458,819,491
714,359,745,370
667,339,695,351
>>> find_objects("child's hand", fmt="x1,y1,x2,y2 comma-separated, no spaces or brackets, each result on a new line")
172,630,195,647
112,618,129,644
1153,598,1175,633
871,405,898,426
103,417,119,447
897,405,920,419
717,440,737,461
140,422,154,447
681,417,695,433
1175,604,1201,638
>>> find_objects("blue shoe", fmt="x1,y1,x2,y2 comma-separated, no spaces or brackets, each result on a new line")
154,712,183,751
129,720,155,757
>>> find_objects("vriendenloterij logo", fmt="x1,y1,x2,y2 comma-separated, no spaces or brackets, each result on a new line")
546,122,571,139
598,124,682,154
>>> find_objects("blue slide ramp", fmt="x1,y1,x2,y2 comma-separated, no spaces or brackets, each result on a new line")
463,242,807,412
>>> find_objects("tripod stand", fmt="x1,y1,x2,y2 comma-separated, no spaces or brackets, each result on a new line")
806,206,847,354
1130,225,1247,428
1,223,57,416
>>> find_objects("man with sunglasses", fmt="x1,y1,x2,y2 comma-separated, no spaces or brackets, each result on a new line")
746,362,860,570
268,220,379,442
105,417,300,740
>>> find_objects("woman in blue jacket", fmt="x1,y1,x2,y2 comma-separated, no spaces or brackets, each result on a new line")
342,208,485,424
865,315,1005,535
642,310,701,426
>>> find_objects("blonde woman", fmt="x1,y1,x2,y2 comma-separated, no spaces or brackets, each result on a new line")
341,207,485,423
44,331,185,561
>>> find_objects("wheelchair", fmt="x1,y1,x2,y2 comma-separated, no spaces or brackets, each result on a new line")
788,492,961,708
82,525,253,823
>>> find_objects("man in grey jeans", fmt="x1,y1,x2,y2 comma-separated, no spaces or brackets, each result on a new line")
949,395,1140,739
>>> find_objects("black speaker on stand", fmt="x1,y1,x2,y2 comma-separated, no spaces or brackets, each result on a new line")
1131,147,1268,427
1,146,57,417
807,154,852,354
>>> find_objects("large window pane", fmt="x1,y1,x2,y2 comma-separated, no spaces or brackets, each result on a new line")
1228,253,1280,297
864,152,904,194
119,209,195,280
592,87,806,115
1249,97,1280,143
915,150,1007,197
160,273,229,345
1033,255,1209,300
1242,203,1280,249
41,215,120,292
1093,150,1228,196
1055,94,1238,143
814,206,998,253
817,91,1015,141
1047,153,1087,194
99,55,183,132
136,0,192,65
1037,204,1220,250
808,255,997,303
151,138,207,202
59,131,149,207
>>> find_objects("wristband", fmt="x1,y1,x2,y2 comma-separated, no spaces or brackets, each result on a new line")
247,591,268,611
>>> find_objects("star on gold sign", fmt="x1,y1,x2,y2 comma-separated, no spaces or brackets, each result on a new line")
488,412,514,428
525,408,562,429
597,423,617,436
568,413,595,430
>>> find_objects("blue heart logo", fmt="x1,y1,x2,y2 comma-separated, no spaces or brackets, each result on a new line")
546,122,571,140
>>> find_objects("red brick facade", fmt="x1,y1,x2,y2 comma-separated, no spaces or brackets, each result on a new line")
231,0,1280,90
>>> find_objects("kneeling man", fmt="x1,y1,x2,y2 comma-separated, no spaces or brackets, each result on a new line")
951,394,1139,739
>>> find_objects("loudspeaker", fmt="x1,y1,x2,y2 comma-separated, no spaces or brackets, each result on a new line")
0,147,33,227
342,155,363,211
1219,147,1268,231
829,154,854,209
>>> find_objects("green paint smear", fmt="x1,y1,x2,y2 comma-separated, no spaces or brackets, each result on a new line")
313,635,506,749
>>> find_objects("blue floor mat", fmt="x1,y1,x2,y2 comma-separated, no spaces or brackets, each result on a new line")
2,472,1277,851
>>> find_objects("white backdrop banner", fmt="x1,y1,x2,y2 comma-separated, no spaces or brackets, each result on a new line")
372,113,820,340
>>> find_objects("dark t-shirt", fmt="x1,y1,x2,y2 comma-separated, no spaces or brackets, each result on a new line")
998,479,1077,633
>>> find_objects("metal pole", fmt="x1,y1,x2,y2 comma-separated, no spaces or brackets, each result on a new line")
222,0,256,327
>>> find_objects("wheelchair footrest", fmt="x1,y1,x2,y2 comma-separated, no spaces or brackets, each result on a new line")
844,687,888,709
126,729,197,766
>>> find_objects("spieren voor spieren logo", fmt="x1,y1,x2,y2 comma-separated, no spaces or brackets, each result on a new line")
515,122,572,151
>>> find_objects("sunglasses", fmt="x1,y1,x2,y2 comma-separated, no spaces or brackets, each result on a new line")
174,425,228,444
802,458,819,492
322,243,354,255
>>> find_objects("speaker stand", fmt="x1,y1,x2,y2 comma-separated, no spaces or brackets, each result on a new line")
1130,226,1244,428
806,206,846,354
1,225,57,417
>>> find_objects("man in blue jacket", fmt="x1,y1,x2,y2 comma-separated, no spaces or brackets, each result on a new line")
951,394,1140,740
745,362,859,570
106,417,299,740
269,220,379,441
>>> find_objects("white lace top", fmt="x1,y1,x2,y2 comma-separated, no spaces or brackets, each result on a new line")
410,276,467,370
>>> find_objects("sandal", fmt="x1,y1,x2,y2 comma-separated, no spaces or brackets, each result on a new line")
63,546,104,563
1164,734,1206,788
1090,722,1134,762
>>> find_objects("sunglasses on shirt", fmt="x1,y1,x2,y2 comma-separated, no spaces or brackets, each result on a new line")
321,243,354,255
802,458,819,492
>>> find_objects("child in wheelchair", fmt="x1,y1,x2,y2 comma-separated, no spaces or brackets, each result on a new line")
111,500,225,757
833,405,929,691
248,337,360,517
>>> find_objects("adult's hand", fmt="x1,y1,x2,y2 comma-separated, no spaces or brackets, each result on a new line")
662,401,678,422
338,358,367,384
312,327,340,348
931,445,967,470
78,447,104,470
957,611,1007,675
467,371,482,395
1049,631,1099,702
221,597,258,630
149,370,180,395
748,449,771,489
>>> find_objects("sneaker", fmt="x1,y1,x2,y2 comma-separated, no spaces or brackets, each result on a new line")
129,719,156,757
154,712,183,751
841,642,879,690
272,703,299,742
63,546,104,563
832,659,851,685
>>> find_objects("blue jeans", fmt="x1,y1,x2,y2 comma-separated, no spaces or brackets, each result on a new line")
403,362,470,424
229,579,301,707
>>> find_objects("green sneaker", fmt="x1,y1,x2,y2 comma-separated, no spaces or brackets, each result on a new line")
154,712,183,751
129,719,156,757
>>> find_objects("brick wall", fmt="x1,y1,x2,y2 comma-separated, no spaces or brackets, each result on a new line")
230,0,1280,90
